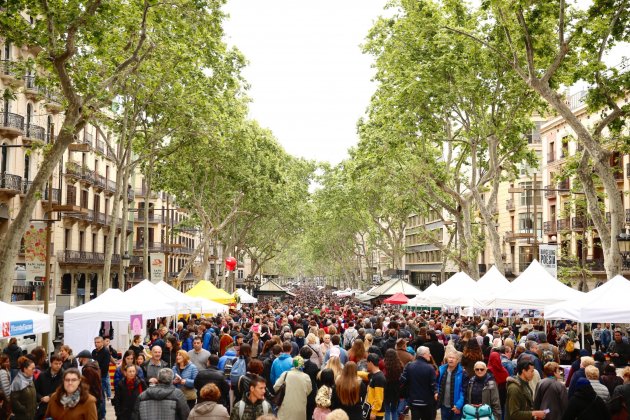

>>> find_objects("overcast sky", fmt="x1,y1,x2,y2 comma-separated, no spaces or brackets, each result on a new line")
222,1,387,165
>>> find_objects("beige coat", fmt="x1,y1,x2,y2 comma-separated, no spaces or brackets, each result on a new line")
273,368,313,420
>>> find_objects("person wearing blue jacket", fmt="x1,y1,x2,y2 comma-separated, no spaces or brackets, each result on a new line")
436,350,468,420
217,348,237,371
400,346,437,420
270,341,294,385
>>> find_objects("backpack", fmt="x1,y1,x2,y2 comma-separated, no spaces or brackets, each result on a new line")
566,339,575,353
224,357,237,381
236,399,271,419
541,346,555,364
462,403,494,420
211,334,220,354
230,357,247,387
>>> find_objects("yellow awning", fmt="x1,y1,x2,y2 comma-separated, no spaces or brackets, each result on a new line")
185,280,236,305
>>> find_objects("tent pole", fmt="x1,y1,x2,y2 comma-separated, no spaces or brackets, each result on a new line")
581,323,585,351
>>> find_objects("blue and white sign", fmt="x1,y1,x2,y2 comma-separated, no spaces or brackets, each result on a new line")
1,320,34,338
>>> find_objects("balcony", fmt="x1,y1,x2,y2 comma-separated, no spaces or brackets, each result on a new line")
65,161,82,180
543,221,557,234
57,250,123,266
68,132,93,152
41,188,61,204
133,242,169,252
557,179,570,193
586,258,605,272
0,173,23,195
506,199,515,211
135,188,158,199
23,75,42,99
95,138,105,154
544,185,556,199
556,218,570,231
547,152,555,163
571,217,585,230
19,180,33,196
94,212,107,226
43,89,63,113
137,213,164,224
614,166,624,181
80,167,95,185
0,60,23,86
93,174,106,192
104,179,116,195
23,123,46,144
0,111,25,137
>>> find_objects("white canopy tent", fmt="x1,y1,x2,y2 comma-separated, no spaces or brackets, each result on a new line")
64,288,176,355
471,266,511,308
426,272,477,307
491,260,584,310
234,288,258,304
545,275,630,323
403,283,438,308
0,301,51,338
155,280,228,314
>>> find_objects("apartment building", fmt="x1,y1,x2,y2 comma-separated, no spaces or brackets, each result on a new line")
1,38,204,306
540,90,630,285
404,211,457,288
495,118,546,278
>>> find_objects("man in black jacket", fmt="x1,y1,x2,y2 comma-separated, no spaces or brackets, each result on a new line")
35,354,63,417
400,346,437,420
194,354,230,410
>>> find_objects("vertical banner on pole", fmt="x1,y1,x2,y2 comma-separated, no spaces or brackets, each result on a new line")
539,245,558,278
151,253,165,282
25,222,47,282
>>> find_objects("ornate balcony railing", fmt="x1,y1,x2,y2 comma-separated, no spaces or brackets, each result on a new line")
0,173,23,193
543,221,557,234
0,111,25,132
24,123,46,142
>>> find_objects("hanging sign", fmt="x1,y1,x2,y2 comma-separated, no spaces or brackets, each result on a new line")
25,223,47,282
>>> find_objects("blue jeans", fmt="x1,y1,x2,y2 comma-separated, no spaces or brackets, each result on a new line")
384,399,406,420
441,406,462,420
101,375,112,398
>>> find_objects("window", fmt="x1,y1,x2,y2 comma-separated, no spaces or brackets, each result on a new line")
23,154,29,181
519,182,542,206
1,143,8,173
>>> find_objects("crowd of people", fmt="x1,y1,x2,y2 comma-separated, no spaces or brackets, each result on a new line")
1,286,630,420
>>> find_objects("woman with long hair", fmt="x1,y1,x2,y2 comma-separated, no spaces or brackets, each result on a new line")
113,349,145,389
331,361,365,420
313,369,335,420
45,368,98,419
173,350,199,409
348,339,366,365
9,356,36,420
161,336,180,367
363,334,374,353
80,361,104,419
323,356,343,380
29,346,48,379
383,349,404,420
306,333,324,368
461,336,484,377
112,363,146,420
135,353,147,378
0,356,10,399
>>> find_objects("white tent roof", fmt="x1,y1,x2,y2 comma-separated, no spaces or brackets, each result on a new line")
367,278,422,297
234,288,258,304
155,281,228,314
471,266,511,308
64,287,176,354
403,283,438,307
124,280,180,308
545,275,630,322
492,260,584,310
0,301,51,338
426,272,477,307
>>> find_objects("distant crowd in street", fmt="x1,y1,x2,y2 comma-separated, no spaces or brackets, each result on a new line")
2,286,630,420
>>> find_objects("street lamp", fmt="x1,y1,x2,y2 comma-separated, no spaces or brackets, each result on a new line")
430,273,437,284
617,230,630,270
244,275,254,294
122,251,131,290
